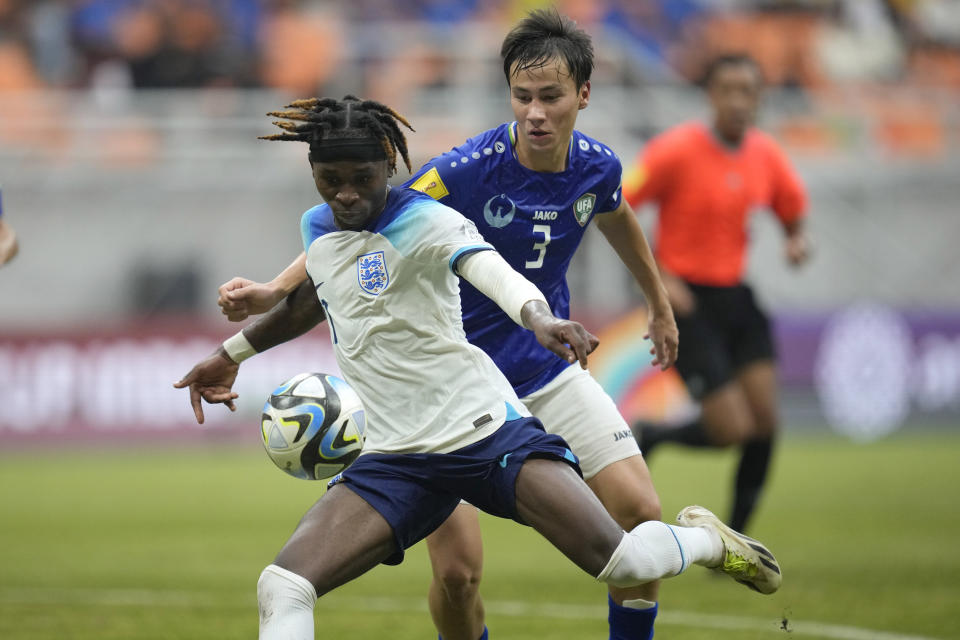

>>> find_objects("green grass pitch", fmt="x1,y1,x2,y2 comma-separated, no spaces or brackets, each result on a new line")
1,428,958,639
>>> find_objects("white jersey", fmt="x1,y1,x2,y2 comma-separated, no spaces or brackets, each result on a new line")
301,187,530,455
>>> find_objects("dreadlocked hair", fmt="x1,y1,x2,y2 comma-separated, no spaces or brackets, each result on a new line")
259,95,414,175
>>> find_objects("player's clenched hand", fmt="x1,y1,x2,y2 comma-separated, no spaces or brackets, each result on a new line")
173,348,240,424
645,310,679,371
218,277,285,322
522,301,599,369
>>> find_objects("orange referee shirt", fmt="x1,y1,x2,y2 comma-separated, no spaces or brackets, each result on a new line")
623,122,806,287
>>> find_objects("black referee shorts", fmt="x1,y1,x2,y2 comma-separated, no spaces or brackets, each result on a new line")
673,282,775,400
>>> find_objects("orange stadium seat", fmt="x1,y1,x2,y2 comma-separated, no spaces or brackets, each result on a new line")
259,8,344,96
700,12,825,88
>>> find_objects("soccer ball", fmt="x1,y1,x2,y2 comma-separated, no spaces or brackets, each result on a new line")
260,372,366,480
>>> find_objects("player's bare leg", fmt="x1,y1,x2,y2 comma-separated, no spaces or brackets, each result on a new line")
637,380,756,457
586,455,662,606
520,367,666,635
515,458,781,594
515,459,625,574
258,484,397,640
736,360,778,439
514,458,718,585
427,457,666,638
698,383,757,445
272,483,396,593
426,505,486,640
730,360,779,531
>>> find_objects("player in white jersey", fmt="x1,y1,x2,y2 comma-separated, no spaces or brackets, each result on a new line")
299,184,529,456
215,11,678,640
174,96,781,640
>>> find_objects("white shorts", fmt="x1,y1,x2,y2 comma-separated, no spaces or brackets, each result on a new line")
521,364,640,480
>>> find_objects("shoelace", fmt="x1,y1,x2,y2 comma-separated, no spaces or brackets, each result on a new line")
723,551,758,577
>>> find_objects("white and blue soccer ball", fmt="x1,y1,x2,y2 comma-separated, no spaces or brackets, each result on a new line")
260,372,366,480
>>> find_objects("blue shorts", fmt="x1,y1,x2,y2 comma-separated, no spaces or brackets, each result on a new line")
328,417,579,565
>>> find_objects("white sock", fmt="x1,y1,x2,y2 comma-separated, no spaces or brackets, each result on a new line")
670,524,724,568
596,521,726,588
257,564,317,640
596,521,683,588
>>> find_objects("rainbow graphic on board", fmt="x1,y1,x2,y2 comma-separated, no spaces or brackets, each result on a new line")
588,308,697,425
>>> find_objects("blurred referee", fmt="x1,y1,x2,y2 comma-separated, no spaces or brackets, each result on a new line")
623,53,810,533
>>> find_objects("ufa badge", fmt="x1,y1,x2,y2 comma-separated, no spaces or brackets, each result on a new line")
573,193,596,227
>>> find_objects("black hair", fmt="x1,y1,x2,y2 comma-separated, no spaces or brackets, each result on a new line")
500,8,594,89
700,53,764,89
259,95,414,175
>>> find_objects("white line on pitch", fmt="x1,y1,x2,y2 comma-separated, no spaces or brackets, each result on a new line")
0,586,219,607
339,596,940,640
0,587,941,640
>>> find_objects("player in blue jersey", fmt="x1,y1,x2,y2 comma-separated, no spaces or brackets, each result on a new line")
213,11,779,640
0,188,18,266
175,95,780,640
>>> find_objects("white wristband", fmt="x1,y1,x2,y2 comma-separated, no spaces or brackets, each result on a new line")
222,331,257,363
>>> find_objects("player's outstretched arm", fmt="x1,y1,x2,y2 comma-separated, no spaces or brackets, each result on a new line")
175,278,326,423
218,252,309,321
456,250,598,367
594,200,679,370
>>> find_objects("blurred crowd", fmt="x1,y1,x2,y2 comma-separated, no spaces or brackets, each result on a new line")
1,0,959,96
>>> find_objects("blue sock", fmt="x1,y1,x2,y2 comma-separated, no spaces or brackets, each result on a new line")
608,595,657,640
438,627,488,640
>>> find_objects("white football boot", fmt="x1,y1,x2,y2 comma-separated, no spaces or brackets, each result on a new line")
677,505,782,594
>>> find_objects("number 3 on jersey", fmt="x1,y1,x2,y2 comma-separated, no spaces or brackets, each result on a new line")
525,224,551,269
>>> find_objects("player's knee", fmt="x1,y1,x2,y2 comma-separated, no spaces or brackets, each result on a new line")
434,561,483,606
709,414,754,446
632,493,662,528
608,492,662,530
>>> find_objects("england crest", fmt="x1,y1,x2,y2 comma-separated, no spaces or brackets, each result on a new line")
357,251,389,295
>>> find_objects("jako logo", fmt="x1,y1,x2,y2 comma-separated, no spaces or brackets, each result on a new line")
533,210,558,220
483,194,516,228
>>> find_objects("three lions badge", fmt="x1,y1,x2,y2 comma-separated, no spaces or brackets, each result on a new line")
357,251,389,295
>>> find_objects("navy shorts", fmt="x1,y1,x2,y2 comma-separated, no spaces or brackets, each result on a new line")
327,417,579,565
674,282,776,400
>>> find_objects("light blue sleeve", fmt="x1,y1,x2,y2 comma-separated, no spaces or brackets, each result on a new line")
300,208,313,252
301,204,335,251
380,199,492,269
